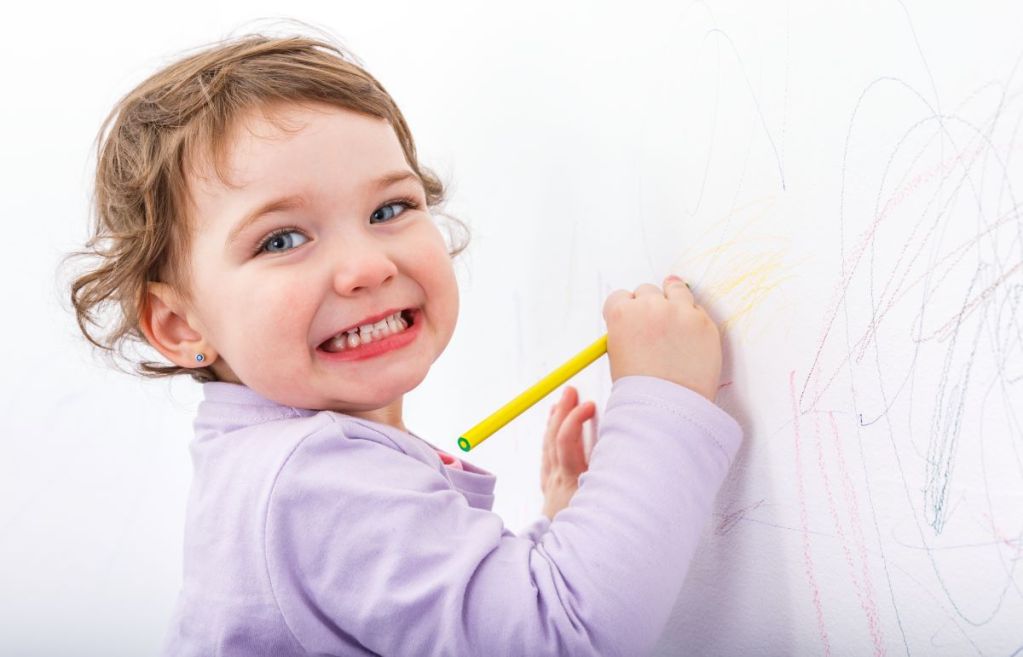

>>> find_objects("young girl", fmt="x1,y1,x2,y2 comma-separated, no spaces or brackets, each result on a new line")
67,31,742,657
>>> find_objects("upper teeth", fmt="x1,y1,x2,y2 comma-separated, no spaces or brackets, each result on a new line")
324,311,409,351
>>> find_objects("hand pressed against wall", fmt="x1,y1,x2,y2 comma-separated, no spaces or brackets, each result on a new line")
540,385,597,521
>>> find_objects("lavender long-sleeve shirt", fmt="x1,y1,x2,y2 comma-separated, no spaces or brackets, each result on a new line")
160,375,743,656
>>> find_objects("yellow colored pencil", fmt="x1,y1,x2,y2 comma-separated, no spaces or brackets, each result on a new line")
457,333,609,452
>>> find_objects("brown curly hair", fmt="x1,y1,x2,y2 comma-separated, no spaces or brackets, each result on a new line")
61,27,470,384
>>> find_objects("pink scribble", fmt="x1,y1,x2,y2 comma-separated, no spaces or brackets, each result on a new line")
825,412,886,656
981,512,1023,557
807,142,989,406
790,370,832,656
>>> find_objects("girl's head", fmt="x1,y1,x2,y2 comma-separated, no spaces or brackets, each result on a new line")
66,30,470,424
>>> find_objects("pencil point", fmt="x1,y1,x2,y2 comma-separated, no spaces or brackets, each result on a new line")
457,437,471,452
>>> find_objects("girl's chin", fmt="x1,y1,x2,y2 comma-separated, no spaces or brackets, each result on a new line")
315,362,430,404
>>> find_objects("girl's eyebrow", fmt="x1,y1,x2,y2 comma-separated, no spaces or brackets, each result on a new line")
225,169,422,247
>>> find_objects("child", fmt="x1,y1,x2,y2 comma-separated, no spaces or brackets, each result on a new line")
67,30,742,657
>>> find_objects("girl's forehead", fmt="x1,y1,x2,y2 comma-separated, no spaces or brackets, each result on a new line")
196,105,314,183
184,103,407,231
196,102,394,191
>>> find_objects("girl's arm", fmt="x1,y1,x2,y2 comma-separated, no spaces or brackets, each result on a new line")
265,374,742,657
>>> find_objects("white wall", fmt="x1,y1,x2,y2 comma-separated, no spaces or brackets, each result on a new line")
1,1,1020,655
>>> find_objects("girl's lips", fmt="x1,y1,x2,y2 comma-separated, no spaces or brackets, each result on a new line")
316,309,421,362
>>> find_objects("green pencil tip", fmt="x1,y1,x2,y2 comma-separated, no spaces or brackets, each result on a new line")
457,437,471,452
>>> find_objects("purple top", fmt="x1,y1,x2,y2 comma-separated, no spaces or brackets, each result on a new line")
160,375,743,656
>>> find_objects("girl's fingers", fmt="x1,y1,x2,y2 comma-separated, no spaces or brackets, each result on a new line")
540,424,551,484
556,401,595,475
541,407,554,484
664,274,696,306
543,386,577,483
583,405,599,461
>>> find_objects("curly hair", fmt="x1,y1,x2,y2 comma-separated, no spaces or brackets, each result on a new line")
61,27,470,384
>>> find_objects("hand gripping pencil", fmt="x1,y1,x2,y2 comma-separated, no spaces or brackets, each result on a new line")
457,333,608,452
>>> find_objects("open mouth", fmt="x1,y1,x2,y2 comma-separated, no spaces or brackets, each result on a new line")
318,308,417,353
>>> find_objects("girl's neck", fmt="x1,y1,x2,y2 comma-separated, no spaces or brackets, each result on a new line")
345,398,408,434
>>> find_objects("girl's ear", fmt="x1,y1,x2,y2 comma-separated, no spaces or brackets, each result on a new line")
140,282,213,368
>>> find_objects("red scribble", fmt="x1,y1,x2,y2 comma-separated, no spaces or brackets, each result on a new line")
790,370,832,656
981,512,1023,557
825,412,887,656
806,142,991,408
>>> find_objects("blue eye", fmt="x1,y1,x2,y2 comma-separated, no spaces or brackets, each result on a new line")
371,198,417,223
254,197,420,256
258,229,309,255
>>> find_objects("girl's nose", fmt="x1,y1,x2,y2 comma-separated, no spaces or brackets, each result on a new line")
330,242,399,296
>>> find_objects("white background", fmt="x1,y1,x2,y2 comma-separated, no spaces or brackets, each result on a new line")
1,1,1021,655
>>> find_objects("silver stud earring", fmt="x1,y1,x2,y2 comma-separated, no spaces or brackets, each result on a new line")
195,353,205,363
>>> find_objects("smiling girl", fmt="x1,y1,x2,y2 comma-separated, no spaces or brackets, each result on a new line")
65,29,743,657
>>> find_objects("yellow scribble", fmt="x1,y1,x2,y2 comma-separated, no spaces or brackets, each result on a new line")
670,195,806,341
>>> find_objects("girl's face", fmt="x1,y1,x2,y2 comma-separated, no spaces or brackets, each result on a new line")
168,102,459,429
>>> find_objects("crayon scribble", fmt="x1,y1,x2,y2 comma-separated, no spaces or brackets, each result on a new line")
796,5,1023,653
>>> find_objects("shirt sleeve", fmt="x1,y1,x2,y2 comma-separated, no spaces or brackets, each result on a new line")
264,375,743,657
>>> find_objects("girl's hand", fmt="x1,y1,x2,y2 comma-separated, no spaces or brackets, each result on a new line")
541,385,597,521
602,275,722,402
